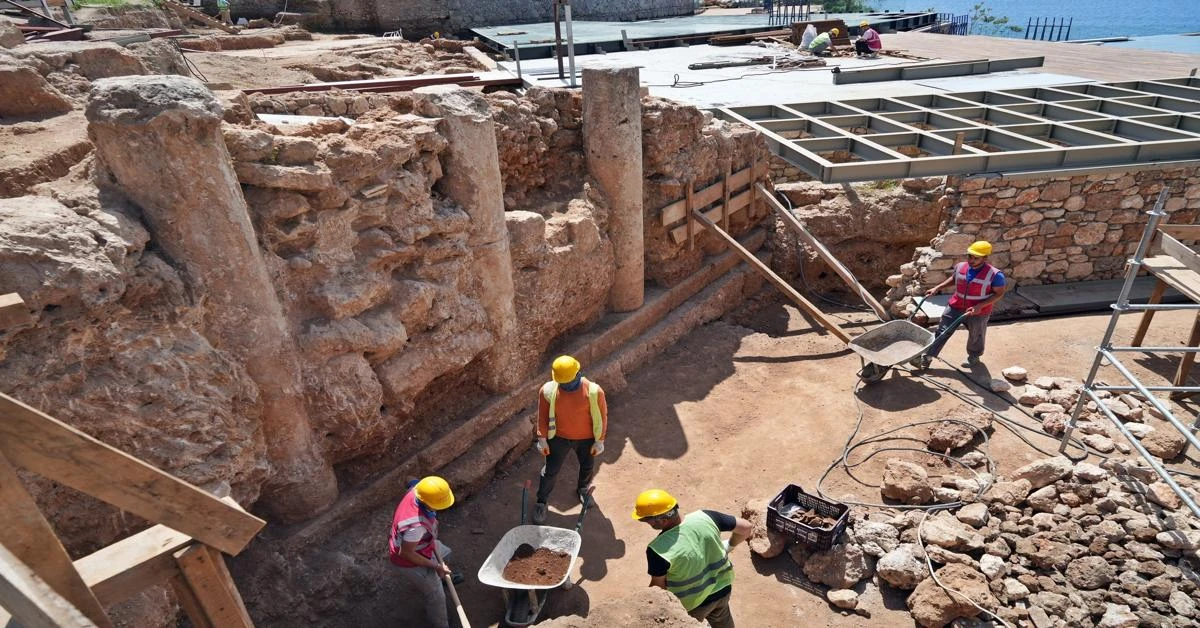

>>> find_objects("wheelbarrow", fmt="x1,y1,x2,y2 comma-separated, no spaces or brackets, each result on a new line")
476,481,593,627
848,300,966,384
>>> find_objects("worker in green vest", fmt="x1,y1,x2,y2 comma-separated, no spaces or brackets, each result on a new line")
217,0,231,25
634,489,753,627
533,355,608,524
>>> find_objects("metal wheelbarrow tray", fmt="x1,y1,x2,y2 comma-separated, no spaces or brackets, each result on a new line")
477,524,583,626
848,320,935,383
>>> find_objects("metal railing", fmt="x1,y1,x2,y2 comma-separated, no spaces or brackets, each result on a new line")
1025,16,1073,41
935,12,969,36
1059,188,1200,519
766,0,811,26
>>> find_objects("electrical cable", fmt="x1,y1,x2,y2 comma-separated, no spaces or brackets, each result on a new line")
775,190,871,313
917,511,1015,628
171,39,208,82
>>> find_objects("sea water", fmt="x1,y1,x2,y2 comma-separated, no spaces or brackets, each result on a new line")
878,0,1200,40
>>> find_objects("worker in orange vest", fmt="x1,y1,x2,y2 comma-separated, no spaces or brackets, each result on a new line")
533,355,608,524
916,240,1007,369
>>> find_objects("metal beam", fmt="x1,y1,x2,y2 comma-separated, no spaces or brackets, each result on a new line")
832,56,1044,85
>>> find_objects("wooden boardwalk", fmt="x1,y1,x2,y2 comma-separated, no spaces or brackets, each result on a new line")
884,31,1200,82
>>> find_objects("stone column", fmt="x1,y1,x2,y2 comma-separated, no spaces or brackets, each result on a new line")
584,66,644,312
85,76,337,523
414,85,520,391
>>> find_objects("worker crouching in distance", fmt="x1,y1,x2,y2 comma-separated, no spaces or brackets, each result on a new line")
388,476,462,628
808,27,838,56
915,240,1008,370
635,489,754,628
855,21,882,58
533,355,608,524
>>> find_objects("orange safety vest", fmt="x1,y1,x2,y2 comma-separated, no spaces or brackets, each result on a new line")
948,261,997,315
388,488,438,567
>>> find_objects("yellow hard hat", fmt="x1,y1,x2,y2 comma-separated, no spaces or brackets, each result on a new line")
967,241,993,257
830,28,840,36
552,355,581,384
860,20,870,28
632,489,678,520
415,476,455,510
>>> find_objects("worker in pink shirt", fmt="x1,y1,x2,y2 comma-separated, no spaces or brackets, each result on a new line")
855,21,883,58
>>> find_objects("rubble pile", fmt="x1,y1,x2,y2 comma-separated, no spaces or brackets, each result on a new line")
746,370,1200,628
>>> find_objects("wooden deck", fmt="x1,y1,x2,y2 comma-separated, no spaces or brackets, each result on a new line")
883,32,1200,83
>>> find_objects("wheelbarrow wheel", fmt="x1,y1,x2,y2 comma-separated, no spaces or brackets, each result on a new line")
859,362,888,383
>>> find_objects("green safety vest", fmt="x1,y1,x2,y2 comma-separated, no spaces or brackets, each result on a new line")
649,511,735,611
542,378,603,440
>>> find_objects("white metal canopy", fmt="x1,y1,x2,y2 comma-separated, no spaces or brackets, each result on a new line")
716,76,1200,183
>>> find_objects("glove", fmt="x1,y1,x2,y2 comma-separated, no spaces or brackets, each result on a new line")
536,438,549,456
722,539,731,555
590,440,605,456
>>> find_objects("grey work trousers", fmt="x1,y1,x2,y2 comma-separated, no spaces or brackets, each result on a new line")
393,541,452,628
688,590,735,628
925,307,990,359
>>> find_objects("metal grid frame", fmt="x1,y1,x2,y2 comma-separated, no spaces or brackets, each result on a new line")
714,76,1200,183
1059,190,1200,519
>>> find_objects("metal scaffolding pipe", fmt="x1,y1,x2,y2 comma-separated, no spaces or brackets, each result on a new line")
1101,348,1200,443
1080,388,1200,518
1094,384,1200,392
1108,346,1200,353
565,3,576,87
1118,303,1200,312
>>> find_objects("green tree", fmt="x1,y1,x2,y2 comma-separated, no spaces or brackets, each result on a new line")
969,2,1023,36
820,0,875,12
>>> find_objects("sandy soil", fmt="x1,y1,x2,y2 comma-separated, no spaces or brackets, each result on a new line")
431,298,1199,627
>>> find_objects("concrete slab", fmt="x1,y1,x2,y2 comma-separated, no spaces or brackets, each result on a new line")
1017,277,1186,315
502,44,1090,108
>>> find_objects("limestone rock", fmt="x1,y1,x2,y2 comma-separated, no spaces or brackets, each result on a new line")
742,498,788,559
235,162,334,191
1145,482,1181,510
1027,485,1057,512
803,542,872,589
16,41,148,80
1066,556,1115,590
1124,423,1152,439
1031,376,1057,390
1096,603,1138,628
955,503,989,528
988,378,1011,393
1018,387,1051,406
877,543,928,590
924,545,973,566
907,564,997,628
920,513,985,552
1041,412,1069,435
852,519,899,557
1169,590,1197,618
0,21,23,48
1010,456,1073,489
1031,402,1065,416
983,479,1031,506
1082,434,1115,453
882,458,933,504
1141,422,1187,459
979,554,1006,580
826,589,858,610
0,54,73,117
1155,529,1200,551
1001,366,1027,382
1072,462,1108,482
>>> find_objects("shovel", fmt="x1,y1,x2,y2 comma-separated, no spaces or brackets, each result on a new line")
434,544,471,628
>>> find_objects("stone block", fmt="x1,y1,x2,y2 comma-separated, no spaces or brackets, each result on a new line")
1040,181,1071,201
0,57,73,117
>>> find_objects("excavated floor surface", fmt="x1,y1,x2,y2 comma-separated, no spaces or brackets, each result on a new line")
422,298,1200,628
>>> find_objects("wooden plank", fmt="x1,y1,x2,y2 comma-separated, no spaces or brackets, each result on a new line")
0,543,96,628
0,451,113,627
691,210,851,343
174,545,253,628
685,181,695,251
0,293,31,330
1131,279,1167,346
721,164,731,232
74,526,192,606
1160,231,1200,276
760,183,891,321
669,189,754,244
169,573,214,628
0,394,265,556
1143,255,1200,303
162,1,238,34
1171,312,1200,400
660,166,756,226
1160,225,1200,240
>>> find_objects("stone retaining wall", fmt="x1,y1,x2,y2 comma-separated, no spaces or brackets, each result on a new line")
882,168,1200,316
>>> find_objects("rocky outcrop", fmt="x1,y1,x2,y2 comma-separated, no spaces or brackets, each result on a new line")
0,53,73,117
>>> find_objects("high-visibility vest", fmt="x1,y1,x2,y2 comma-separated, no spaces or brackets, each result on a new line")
388,488,438,567
948,261,998,315
649,511,735,611
542,378,603,440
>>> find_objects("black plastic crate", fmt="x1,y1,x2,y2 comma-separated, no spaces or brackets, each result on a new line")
766,484,850,550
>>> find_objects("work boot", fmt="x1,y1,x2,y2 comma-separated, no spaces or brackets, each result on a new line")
532,502,547,524
961,355,981,368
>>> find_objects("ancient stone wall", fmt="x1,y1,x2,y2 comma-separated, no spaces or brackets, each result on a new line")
882,168,1200,316
202,0,694,34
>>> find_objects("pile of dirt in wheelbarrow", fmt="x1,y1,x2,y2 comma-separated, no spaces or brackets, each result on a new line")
537,586,702,627
502,543,571,585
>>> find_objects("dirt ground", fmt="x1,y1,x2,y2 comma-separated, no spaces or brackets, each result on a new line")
426,297,1199,628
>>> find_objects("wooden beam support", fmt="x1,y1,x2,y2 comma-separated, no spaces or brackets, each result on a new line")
1159,231,1200,275
721,164,731,232
162,0,238,34
1131,278,1167,347
0,394,265,556
690,210,851,343
0,543,96,628
74,525,192,606
173,545,253,628
758,183,892,321
685,180,695,251
669,189,754,244
1170,311,1200,400
0,293,32,331
0,451,112,627
169,573,214,628
660,165,757,226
